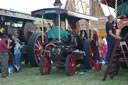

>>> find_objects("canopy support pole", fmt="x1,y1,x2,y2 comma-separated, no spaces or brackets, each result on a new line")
65,18,68,30
115,0,118,17
58,14,61,42
42,15,44,43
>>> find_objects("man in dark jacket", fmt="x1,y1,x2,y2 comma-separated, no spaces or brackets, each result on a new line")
0,35,10,78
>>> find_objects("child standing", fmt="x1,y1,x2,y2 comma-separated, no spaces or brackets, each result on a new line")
102,37,108,60
14,38,21,72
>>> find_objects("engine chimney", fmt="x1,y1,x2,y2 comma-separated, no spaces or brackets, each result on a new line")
53,0,62,8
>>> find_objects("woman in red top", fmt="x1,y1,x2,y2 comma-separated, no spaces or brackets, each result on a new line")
0,35,10,78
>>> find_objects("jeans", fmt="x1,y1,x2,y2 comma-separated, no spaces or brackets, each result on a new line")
14,53,21,67
105,37,115,62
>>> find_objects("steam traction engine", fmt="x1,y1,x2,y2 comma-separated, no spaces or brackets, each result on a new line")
31,8,98,76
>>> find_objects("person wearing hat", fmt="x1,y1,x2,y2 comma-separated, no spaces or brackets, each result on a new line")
14,38,21,72
105,15,121,63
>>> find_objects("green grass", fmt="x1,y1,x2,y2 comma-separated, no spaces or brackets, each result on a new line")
0,64,128,85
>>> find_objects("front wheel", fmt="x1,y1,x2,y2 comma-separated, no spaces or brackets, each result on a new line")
65,55,76,76
39,55,51,75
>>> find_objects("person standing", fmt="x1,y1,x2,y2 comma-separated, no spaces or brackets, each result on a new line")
105,15,121,63
14,38,21,72
10,35,16,55
8,34,16,65
0,35,10,78
101,37,107,60
93,29,100,61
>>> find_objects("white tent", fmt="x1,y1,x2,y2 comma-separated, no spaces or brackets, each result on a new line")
100,3,116,17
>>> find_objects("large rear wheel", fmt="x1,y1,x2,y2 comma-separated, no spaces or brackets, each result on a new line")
28,33,45,67
83,39,97,69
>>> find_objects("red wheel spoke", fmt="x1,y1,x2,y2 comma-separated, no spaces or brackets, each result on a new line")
36,54,41,62
35,43,40,48
36,40,41,47
68,62,72,67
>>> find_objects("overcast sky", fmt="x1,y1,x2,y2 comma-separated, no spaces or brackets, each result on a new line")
0,0,66,14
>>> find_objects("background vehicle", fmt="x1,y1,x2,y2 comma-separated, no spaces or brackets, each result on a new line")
0,9,42,67
101,0,128,80
101,0,128,68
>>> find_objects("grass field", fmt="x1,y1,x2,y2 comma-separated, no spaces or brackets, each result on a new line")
0,64,128,85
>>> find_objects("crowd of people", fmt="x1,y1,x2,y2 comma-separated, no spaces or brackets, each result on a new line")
0,34,22,78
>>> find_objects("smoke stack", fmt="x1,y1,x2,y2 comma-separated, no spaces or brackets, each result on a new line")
53,0,62,8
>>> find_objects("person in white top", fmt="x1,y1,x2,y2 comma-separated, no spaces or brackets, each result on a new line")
102,37,108,60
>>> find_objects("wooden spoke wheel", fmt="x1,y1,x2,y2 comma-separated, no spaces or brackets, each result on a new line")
28,33,45,67
65,55,76,76
39,55,51,75
83,39,97,69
